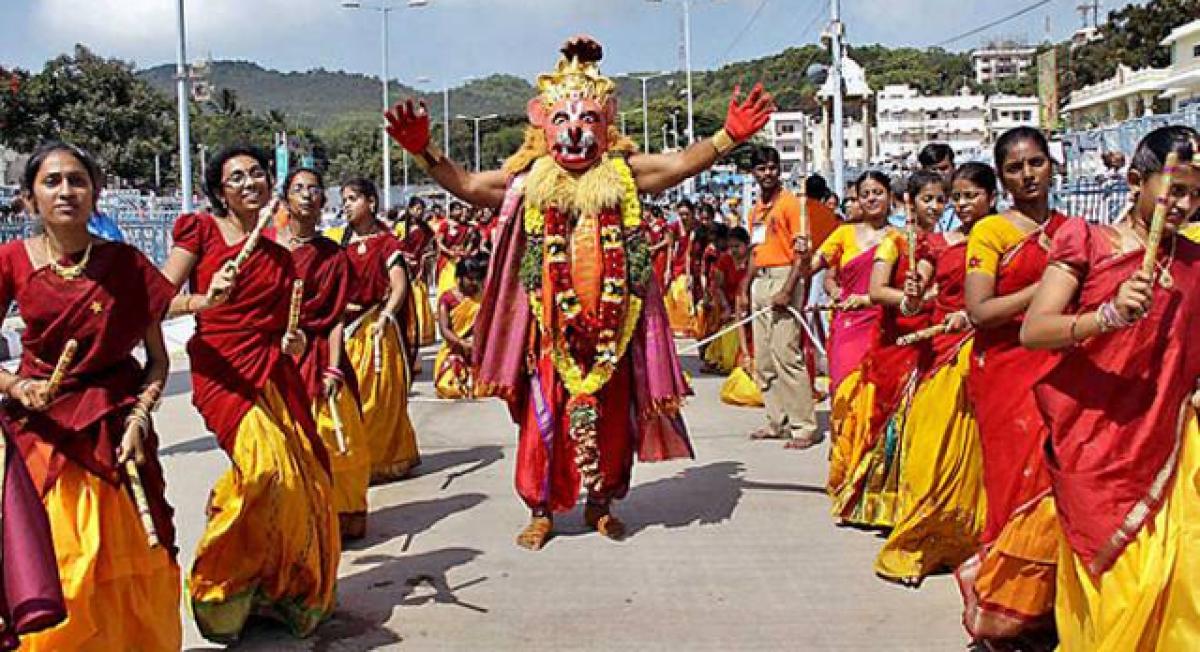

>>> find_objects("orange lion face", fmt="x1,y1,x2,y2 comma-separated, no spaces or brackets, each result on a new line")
528,93,613,172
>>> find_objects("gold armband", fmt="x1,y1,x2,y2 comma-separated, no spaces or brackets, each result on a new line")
412,142,446,172
711,129,737,157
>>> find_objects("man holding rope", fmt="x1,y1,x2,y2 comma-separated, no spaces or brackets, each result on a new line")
735,146,836,449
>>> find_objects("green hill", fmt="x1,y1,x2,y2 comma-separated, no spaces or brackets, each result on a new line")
138,60,535,128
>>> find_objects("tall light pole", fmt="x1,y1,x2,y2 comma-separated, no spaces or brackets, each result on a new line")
457,114,498,172
647,0,697,146
829,0,846,194
633,71,671,154
174,0,193,211
342,0,429,213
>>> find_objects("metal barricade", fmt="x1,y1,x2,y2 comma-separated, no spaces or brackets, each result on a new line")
0,213,178,266
1052,179,1129,225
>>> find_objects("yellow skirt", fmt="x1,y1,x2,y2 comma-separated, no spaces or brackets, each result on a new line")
875,341,986,584
188,381,340,643
314,386,371,525
720,366,764,407
702,326,740,374
1056,411,1200,651
22,461,181,652
345,305,420,484
827,367,906,529
826,369,874,517
436,260,457,298
665,276,695,338
413,279,436,348
434,347,473,400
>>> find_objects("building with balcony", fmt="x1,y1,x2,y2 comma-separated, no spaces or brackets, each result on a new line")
987,94,1041,137
766,111,809,178
1160,19,1200,112
1061,19,1200,127
971,44,1037,85
875,84,988,162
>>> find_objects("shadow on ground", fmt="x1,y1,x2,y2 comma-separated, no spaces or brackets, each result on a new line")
413,445,505,490
547,460,829,540
351,492,488,552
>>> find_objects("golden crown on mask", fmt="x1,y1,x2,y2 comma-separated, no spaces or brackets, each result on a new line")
534,38,616,108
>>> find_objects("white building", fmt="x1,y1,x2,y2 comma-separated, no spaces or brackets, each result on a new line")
986,94,1041,138
1160,19,1200,112
971,44,1037,85
766,111,809,178
875,84,988,162
1062,19,1200,127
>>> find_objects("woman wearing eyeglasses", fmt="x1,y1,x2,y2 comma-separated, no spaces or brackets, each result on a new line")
162,145,339,643
874,162,994,587
269,168,372,541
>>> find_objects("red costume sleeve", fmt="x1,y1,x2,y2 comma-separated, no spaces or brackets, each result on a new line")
171,213,203,256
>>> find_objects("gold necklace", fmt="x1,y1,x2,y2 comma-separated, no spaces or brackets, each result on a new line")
44,237,93,281
1128,226,1177,289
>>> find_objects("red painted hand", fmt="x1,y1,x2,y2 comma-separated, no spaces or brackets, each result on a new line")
385,98,432,154
724,83,776,142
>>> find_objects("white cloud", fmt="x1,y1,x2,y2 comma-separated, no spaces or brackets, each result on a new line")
33,0,343,66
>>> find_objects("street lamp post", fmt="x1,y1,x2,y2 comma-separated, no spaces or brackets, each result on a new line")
829,0,846,194
457,114,498,173
174,0,193,211
632,71,671,154
342,0,429,213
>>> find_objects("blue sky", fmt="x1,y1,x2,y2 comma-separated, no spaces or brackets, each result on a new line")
0,0,1141,84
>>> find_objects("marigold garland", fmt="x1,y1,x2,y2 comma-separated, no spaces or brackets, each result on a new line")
520,155,644,493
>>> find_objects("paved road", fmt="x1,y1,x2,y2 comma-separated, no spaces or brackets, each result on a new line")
156,345,970,651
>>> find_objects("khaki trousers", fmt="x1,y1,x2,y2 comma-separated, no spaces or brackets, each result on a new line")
751,266,818,439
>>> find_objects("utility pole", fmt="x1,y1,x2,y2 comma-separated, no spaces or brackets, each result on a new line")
174,0,193,211
830,0,846,194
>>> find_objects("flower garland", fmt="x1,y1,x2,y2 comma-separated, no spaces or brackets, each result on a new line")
520,156,644,493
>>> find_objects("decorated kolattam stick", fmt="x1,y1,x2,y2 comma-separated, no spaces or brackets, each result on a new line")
231,197,280,273
798,176,809,242
1141,151,1180,277
287,279,304,334
896,323,948,346
125,460,160,548
327,395,348,455
903,192,917,273
45,339,78,399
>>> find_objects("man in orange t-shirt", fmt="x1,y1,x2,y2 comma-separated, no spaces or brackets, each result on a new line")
735,146,835,448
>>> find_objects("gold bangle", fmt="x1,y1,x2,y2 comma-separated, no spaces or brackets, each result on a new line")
711,129,737,157
413,143,446,172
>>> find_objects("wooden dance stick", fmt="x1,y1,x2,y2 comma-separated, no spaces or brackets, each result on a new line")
45,339,78,399
287,279,304,334
903,192,918,273
798,176,809,242
231,197,281,273
1141,151,1180,277
896,323,948,346
804,302,837,313
327,394,348,455
124,459,160,548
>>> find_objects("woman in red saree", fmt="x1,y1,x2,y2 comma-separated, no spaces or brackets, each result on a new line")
958,127,1069,648
335,178,420,484
270,168,371,541
875,162,993,586
826,172,942,527
0,142,175,650
1022,126,1200,651
397,196,437,348
434,201,477,297
162,146,339,643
